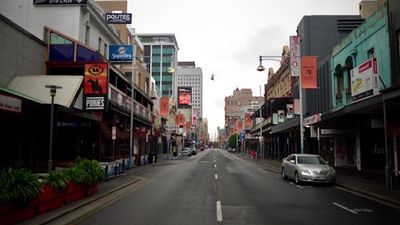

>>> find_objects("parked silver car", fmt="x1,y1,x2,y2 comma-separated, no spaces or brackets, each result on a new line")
281,154,336,184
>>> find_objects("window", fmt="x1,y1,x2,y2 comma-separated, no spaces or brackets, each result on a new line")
85,25,90,44
104,43,108,58
367,48,375,59
335,64,344,101
98,37,102,52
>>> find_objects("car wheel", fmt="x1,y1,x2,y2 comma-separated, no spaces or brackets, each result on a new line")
294,172,300,184
281,168,287,180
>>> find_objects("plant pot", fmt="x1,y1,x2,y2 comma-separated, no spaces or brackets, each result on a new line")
36,184,66,214
85,183,98,196
0,201,37,225
65,180,85,203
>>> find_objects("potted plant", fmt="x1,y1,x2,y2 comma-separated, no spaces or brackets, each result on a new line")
64,165,87,203
36,170,68,214
0,168,41,225
74,158,105,196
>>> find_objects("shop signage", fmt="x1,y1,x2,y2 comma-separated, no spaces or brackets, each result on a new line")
0,94,21,113
105,13,132,24
108,45,133,62
351,58,378,102
33,0,88,5
290,35,300,77
303,113,321,126
85,96,105,110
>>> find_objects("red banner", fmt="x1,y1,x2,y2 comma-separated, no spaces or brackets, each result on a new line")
160,97,169,117
177,113,184,126
245,113,251,129
301,56,317,89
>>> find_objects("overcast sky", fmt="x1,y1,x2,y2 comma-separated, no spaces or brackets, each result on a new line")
128,0,361,140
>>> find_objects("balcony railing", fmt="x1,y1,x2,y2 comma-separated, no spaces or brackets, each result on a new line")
109,85,153,123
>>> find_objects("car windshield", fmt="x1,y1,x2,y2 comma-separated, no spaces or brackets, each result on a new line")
297,156,326,165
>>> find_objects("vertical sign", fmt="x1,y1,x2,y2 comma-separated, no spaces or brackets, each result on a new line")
351,58,379,102
301,56,317,89
245,113,251,129
290,36,300,77
84,63,108,110
160,97,169,117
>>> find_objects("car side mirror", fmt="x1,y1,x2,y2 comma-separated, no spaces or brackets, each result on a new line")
290,160,295,164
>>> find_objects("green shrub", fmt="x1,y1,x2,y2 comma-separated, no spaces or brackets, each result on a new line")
44,170,68,192
0,168,41,203
65,158,105,186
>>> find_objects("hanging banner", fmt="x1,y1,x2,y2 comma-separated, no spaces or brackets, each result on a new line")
237,120,243,131
245,113,251,129
160,97,169,117
177,113,185,126
290,36,300,77
301,56,317,89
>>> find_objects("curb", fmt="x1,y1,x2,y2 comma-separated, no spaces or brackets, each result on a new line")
334,184,400,209
20,178,141,225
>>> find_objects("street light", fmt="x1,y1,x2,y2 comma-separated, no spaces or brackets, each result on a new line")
257,55,304,154
45,84,62,171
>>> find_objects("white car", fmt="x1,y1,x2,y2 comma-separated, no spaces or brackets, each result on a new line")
281,154,336,184
181,148,191,156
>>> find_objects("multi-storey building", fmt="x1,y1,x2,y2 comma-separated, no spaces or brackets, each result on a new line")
137,34,179,97
0,0,155,171
225,88,263,139
176,61,203,119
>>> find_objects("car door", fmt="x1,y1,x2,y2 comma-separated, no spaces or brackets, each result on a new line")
285,155,295,179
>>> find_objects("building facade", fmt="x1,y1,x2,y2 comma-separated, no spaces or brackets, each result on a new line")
138,34,179,97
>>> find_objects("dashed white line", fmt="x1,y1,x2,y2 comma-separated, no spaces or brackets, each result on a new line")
214,164,217,168
216,201,223,222
215,174,218,180
332,202,358,215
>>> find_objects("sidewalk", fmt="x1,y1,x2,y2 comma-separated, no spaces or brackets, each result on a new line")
238,152,400,209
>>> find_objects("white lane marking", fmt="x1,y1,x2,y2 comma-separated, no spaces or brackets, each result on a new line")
215,174,218,180
332,202,358,215
216,201,223,222
296,185,304,189
214,164,217,168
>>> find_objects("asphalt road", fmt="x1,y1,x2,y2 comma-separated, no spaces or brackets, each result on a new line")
77,149,400,225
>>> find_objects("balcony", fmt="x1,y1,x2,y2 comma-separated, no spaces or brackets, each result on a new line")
109,85,153,123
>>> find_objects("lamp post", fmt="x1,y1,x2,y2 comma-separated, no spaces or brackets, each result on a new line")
257,55,304,154
45,85,62,171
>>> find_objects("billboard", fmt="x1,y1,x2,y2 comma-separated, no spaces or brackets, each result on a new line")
178,87,192,108
105,13,132,24
84,63,108,110
108,45,133,62
351,58,378,102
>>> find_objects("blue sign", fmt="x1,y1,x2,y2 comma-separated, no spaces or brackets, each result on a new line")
108,45,133,62
239,133,245,142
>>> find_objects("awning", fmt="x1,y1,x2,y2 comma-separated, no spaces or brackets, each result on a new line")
270,117,299,134
7,75,83,108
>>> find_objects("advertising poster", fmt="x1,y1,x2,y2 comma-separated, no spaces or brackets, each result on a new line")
278,110,285,123
245,113,251,129
286,104,294,119
178,87,192,108
84,63,108,110
351,58,378,102
177,113,185,126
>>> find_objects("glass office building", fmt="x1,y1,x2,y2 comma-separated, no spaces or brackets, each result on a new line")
138,34,179,97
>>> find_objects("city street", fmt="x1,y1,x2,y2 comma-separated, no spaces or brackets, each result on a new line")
75,149,399,225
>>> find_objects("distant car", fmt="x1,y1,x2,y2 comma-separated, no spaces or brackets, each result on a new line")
281,154,336,184
181,148,191,157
